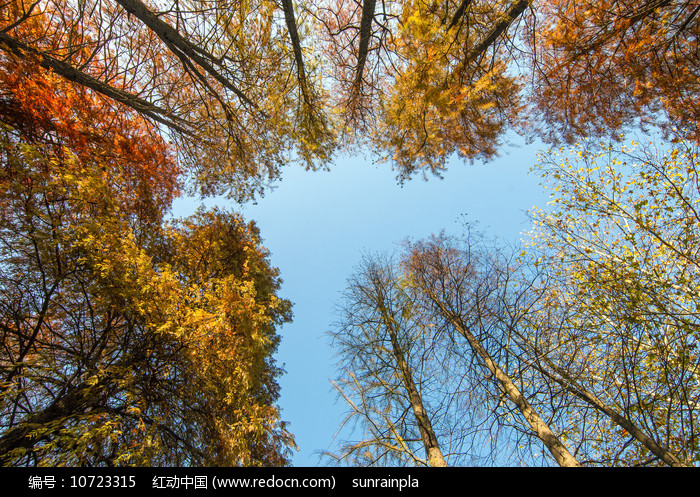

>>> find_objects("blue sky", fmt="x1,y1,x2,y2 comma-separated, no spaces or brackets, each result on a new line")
172,134,551,466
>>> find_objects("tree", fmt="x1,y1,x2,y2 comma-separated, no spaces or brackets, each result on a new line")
1,0,336,201
327,255,448,466
0,43,294,466
313,0,528,179
402,233,581,467
328,243,581,467
0,192,295,465
525,137,700,465
152,208,296,466
528,0,700,144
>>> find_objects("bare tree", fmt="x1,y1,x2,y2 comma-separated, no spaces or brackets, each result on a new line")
326,249,578,466
403,232,581,467
326,254,448,466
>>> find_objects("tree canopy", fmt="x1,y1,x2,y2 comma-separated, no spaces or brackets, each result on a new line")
3,0,696,190
529,0,699,143
0,24,294,466
1,0,699,468
1,0,336,201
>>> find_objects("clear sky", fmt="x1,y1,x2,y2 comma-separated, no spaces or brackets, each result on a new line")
172,134,551,466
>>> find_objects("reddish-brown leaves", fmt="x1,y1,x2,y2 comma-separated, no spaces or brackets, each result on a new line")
0,36,181,219
529,0,700,143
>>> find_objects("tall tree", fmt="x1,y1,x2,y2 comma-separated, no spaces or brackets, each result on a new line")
0,193,295,465
0,43,294,466
327,255,448,466
402,233,581,467
328,243,582,466
525,137,700,465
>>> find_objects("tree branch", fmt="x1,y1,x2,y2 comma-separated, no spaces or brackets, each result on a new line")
0,31,195,136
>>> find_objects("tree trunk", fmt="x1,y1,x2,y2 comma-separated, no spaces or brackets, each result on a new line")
435,301,581,467
535,353,687,467
373,276,447,467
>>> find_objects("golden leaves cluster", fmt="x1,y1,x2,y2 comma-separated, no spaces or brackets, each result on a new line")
526,138,700,464
0,19,295,465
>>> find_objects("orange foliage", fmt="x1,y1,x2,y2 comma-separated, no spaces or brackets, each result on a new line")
0,5,181,218
529,0,700,143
